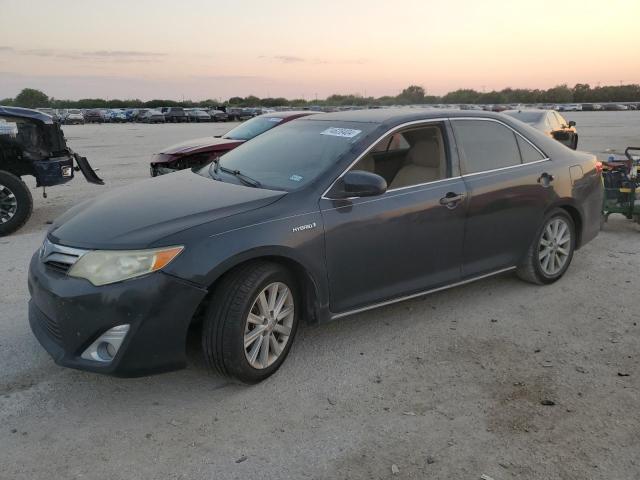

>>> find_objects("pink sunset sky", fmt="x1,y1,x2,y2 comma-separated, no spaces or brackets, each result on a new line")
1,0,639,101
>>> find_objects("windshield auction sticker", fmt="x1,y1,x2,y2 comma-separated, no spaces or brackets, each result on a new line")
320,127,362,138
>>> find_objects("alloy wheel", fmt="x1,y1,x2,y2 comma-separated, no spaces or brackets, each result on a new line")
538,217,572,276
0,184,17,224
244,282,295,369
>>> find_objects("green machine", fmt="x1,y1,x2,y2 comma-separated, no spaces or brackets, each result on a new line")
602,147,640,225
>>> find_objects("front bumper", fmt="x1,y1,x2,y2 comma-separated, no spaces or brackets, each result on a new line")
33,156,75,187
32,153,104,187
28,252,208,377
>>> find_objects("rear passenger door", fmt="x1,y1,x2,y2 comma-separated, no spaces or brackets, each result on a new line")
451,119,555,278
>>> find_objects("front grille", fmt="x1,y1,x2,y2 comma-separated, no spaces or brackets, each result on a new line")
44,260,72,274
40,239,88,275
39,310,63,345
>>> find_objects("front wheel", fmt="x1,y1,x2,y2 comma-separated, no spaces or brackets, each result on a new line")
0,170,33,236
517,209,575,285
202,262,299,384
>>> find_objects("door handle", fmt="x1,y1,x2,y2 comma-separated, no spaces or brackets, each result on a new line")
537,172,555,186
439,192,465,209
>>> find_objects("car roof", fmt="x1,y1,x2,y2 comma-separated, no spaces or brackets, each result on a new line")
297,107,507,126
503,109,548,114
258,110,321,119
0,106,55,124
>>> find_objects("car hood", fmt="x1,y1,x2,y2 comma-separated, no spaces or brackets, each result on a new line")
161,136,245,156
49,169,286,249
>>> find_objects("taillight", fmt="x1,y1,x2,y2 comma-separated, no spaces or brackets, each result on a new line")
595,161,603,174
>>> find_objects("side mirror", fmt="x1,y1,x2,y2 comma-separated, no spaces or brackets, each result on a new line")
339,170,387,198
568,120,576,127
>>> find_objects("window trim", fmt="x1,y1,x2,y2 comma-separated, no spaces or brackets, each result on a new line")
321,117,549,200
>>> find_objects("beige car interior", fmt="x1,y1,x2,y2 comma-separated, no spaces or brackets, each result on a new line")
351,125,447,190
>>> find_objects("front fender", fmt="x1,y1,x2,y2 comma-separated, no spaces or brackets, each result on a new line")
162,209,331,321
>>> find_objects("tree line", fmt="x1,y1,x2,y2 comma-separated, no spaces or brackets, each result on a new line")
2,83,640,110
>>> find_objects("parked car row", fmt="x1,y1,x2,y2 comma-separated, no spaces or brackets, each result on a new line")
34,101,639,127
457,102,639,112
34,106,269,124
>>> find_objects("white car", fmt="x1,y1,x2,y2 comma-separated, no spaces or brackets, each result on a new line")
559,104,582,112
139,109,166,123
185,109,211,122
64,109,85,125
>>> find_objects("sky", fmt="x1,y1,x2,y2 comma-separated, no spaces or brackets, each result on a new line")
1,0,639,101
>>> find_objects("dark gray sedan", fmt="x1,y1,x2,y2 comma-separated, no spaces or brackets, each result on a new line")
504,109,579,149
28,109,603,383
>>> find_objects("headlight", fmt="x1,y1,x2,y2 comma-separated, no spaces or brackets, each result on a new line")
68,246,183,286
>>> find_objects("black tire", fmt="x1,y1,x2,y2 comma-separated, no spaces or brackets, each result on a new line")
0,170,33,236
202,261,300,384
517,208,575,285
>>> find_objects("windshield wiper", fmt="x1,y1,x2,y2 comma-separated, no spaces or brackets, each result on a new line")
208,157,222,181
219,166,262,188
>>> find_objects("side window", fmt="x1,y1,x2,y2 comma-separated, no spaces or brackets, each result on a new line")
452,120,521,174
350,124,448,189
516,135,545,163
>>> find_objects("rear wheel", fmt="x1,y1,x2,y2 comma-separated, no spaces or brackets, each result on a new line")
0,170,33,236
202,262,299,384
517,208,575,284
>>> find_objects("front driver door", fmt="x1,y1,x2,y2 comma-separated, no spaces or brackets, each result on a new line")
320,121,467,314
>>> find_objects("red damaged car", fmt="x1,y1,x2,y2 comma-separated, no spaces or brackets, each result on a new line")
150,111,318,176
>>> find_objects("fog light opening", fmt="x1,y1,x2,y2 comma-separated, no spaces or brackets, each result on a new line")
96,342,115,361
81,324,130,363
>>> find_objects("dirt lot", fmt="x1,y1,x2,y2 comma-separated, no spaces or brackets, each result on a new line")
1,112,639,480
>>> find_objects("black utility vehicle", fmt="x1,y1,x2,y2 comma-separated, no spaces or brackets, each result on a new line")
0,106,103,235
28,109,602,383
83,109,106,124
160,107,188,123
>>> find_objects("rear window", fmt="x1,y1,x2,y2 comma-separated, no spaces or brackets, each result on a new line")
223,116,285,141
504,111,544,124
452,120,521,174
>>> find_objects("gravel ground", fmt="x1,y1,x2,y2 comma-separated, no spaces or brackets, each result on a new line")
1,113,639,480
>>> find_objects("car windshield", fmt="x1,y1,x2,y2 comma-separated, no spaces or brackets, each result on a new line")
504,111,544,124
223,116,287,140
199,119,375,191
